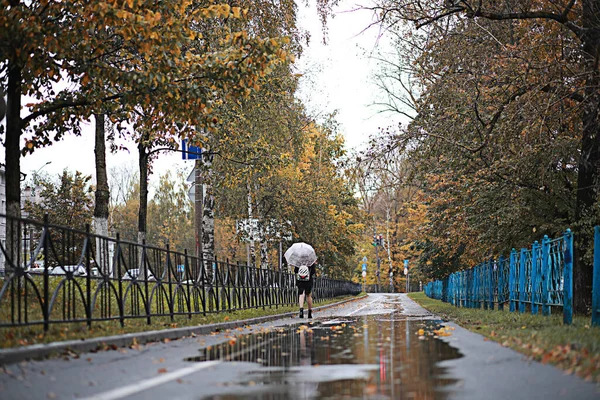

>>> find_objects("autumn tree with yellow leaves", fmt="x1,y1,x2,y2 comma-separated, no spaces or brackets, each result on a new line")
363,0,599,310
1,0,293,271
1,0,362,277
274,120,365,278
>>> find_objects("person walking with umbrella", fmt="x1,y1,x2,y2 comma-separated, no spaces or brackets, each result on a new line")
284,242,318,318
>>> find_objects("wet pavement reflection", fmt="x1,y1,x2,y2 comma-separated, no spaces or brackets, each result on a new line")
185,311,463,400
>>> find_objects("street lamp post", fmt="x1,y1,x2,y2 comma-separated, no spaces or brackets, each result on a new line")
32,161,52,183
24,161,52,207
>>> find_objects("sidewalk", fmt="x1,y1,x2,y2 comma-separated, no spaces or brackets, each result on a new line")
0,296,365,366
396,294,600,400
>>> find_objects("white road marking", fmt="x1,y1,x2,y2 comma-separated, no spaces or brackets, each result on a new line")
79,360,221,400
345,297,381,316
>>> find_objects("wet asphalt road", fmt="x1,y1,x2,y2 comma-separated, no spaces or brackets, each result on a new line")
0,293,599,399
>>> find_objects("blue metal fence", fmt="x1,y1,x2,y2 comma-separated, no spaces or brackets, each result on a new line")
424,229,582,324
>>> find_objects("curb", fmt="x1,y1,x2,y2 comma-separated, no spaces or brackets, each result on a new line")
0,295,366,366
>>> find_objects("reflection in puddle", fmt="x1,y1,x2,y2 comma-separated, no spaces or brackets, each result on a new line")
185,313,462,399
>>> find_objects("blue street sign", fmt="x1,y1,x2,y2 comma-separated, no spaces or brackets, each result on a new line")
362,263,367,271
182,139,202,160
177,264,185,273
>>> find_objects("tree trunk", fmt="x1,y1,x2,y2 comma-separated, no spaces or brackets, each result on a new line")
260,240,269,269
137,141,149,279
93,113,111,276
194,159,203,259
246,183,256,267
573,0,600,313
201,152,215,277
5,60,22,273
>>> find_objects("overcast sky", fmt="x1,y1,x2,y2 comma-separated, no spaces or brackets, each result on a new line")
5,1,401,186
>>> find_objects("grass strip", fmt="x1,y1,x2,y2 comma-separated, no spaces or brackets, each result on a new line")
0,294,362,350
408,292,600,383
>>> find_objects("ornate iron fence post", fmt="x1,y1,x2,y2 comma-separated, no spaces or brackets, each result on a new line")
531,241,539,315
488,259,494,310
85,224,92,328
498,256,505,311
452,273,457,306
594,227,600,327
456,272,461,307
509,249,517,312
541,235,550,316
563,229,573,325
477,264,483,308
519,248,527,313
468,268,474,308
184,249,192,319
116,233,125,328
480,263,486,309
166,243,174,323
462,270,466,307
43,214,50,332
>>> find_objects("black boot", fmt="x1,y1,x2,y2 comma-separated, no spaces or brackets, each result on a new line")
308,309,312,319
299,308,304,318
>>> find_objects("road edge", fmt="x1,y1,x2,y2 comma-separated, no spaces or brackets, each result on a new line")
0,295,367,366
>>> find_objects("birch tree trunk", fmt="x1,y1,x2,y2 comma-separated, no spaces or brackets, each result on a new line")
246,183,256,267
194,159,203,259
260,240,270,269
93,113,111,276
201,152,215,282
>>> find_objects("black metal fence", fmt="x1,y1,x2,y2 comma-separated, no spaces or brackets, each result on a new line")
0,214,361,330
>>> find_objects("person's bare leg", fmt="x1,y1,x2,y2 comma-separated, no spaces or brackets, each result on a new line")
307,293,313,318
299,292,305,317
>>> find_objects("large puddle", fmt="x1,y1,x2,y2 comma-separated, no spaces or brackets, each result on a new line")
185,312,462,399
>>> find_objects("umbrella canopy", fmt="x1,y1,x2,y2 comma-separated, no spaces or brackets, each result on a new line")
284,242,317,267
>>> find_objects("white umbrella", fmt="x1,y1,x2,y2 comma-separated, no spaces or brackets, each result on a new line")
284,242,317,267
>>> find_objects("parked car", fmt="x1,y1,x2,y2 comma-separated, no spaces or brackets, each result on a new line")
122,268,156,281
50,264,87,276
25,260,46,273
28,265,51,274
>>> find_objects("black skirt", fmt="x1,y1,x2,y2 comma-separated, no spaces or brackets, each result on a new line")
297,280,313,295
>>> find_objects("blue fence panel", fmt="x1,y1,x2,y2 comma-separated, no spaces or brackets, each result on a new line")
422,229,593,325
518,248,527,313
547,236,565,307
